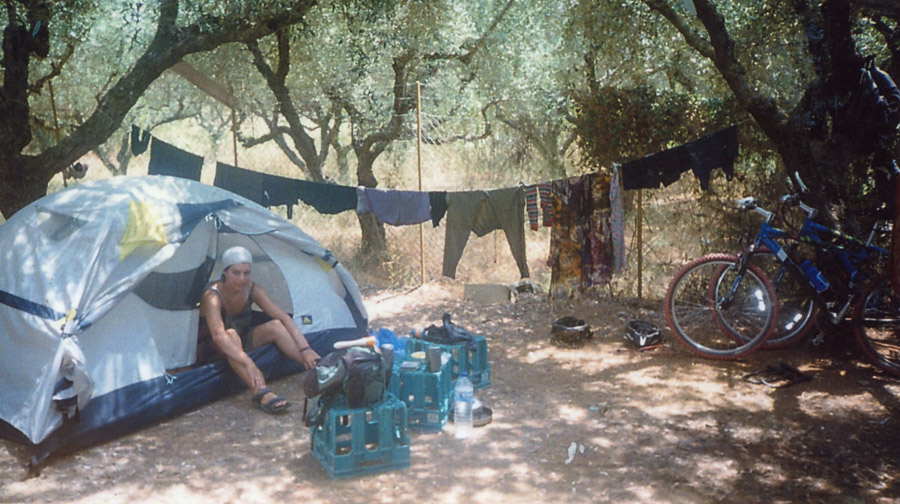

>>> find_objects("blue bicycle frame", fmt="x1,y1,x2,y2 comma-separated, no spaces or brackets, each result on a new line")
736,196,889,324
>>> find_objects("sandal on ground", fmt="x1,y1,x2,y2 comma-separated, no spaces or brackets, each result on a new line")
253,387,291,414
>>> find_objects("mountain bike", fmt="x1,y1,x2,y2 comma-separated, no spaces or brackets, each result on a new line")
665,177,892,363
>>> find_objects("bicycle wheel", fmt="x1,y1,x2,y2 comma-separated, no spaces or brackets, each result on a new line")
741,250,817,348
853,278,900,376
665,253,778,359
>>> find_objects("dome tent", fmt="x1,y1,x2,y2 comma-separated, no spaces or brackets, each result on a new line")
0,176,367,465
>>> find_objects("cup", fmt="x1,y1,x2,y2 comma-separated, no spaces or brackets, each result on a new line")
381,344,394,369
426,346,441,372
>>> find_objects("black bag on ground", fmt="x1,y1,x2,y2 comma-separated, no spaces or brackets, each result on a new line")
302,346,387,427
420,313,476,349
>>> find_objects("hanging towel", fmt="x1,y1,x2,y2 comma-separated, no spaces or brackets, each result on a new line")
296,179,357,215
610,166,627,273
442,187,529,279
429,192,448,227
538,182,553,227
131,125,151,156
525,185,539,230
148,137,203,181
214,162,264,203
356,187,431,226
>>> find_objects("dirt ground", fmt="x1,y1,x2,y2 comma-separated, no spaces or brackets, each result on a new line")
2,280,900,504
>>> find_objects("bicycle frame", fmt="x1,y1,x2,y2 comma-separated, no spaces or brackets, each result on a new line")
729,197,889,324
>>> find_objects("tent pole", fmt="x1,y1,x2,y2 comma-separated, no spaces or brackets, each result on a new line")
416,81,424,286
637,188,643,299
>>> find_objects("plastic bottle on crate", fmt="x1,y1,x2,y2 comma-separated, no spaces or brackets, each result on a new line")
454,372,474,439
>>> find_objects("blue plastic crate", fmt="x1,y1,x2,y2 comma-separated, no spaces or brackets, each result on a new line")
407,335,491,389
310,393,410,478
388,359,451,431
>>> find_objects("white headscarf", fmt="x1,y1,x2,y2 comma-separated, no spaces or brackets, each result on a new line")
221,246,253,270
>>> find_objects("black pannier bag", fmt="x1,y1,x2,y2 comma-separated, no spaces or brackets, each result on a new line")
302,345,387,427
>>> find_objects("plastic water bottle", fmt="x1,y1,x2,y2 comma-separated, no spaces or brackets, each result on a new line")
799,259,830,293
454,372,474,439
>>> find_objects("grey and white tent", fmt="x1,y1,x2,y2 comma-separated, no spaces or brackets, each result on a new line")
0,176,368,464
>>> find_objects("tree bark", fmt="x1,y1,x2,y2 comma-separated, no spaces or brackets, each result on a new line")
0,0,317,219
645,0,886,224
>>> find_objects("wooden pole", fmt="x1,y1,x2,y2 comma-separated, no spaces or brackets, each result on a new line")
416,81,425,286
49,81,66,186
637,188,643,299
231,106,238,168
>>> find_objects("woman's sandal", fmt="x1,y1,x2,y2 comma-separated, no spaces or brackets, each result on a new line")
253,387,291,414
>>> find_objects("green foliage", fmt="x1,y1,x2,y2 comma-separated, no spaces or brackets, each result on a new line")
572,85,738,171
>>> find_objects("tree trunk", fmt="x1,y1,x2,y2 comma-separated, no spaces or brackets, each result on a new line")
0,156,53,218
356,154,388,258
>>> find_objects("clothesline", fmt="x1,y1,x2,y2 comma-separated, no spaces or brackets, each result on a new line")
131,123,739,293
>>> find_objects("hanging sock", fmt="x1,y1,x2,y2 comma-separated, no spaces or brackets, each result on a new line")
429,192,448,227
538,182,553,227
524,185,539,230
131,125,151,156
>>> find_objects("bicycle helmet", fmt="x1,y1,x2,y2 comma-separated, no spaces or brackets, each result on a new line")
625,320,661,348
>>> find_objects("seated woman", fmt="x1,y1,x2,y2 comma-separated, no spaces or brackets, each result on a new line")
199,246,320,414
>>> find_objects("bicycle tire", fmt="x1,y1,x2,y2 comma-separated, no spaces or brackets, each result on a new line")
853,278,900,376
733,249,817,348
665,253,777,359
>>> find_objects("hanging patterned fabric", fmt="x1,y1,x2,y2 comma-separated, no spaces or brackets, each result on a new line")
549,172,619,298
584,172,614,288
549,176,584,299
524,185,540,230
538,182,553,227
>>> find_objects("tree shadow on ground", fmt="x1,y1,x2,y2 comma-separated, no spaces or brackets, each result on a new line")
2,291,899,504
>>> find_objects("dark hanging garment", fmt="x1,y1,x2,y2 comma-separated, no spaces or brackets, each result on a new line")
619,145,691,190
261,173,300,219
296,180,357,215
148,138,203,181
214,162,264,204
429,191,448,227
131,125,151,156
685,126,739,190
619,126,738,191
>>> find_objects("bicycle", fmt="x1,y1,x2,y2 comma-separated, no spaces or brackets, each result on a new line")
665,178,891,362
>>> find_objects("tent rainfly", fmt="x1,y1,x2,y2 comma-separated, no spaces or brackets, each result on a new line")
0,176,368,465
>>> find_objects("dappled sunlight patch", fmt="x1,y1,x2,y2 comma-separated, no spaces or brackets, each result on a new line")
798,390,891,419
557,404,589,423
